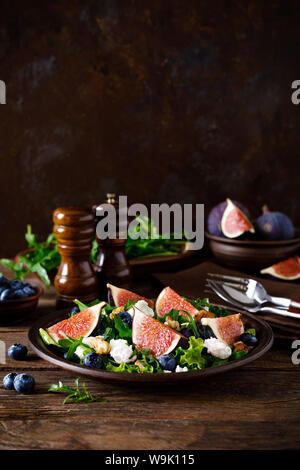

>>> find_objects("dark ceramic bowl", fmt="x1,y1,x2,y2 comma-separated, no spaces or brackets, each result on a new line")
0,284,43,325
205,230,300,271
28,307,273,385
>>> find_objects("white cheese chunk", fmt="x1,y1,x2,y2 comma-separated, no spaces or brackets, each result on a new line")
204,338,232,360
109,339,137,364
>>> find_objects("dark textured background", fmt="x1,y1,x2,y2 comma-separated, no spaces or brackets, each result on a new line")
0,0,299,256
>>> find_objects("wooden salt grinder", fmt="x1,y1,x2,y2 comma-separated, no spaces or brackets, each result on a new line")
93,193,131,294
53,206,98,305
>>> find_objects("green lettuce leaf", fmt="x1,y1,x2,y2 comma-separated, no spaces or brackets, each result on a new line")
175,336,206,370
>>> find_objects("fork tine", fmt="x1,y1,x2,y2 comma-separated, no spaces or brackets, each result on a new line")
207,273,248,285
204,289,214,295
210,280,247,292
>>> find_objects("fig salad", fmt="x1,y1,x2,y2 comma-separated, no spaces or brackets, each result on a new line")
39,285,258,374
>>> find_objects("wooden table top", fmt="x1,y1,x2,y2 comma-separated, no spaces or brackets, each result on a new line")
0,270,299,450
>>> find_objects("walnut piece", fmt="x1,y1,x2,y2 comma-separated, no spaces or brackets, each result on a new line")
88,336,111,354
193,310,215,322
109,306,125,320
165,316,180,331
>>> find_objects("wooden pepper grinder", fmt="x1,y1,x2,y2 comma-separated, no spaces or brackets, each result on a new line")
93,193,131,297
53,206,98,306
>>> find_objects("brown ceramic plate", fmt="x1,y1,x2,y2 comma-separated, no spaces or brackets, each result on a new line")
205,230,300,271
28,308,273,385
0,284,43,325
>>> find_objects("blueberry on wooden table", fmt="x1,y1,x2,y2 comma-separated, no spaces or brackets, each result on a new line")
3,372,18,390
13,374,35,394
158,354,177,372
117,311,132,328
83,352,104,369
8,343,28,360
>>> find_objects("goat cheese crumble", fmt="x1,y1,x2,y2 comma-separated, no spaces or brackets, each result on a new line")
128,300,154,318
204,338,232,359
175,365,188,373
109,339,137,364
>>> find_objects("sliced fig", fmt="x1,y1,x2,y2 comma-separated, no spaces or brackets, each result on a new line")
221,198,255,238
107,283,154,308
47,302,105,342
207,200,251,237
156,286,210,320
201,314,244,346
260,257,300,281
132,307,185,358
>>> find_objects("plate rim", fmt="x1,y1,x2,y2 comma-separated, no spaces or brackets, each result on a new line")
205,230,300,246
28,308,274,384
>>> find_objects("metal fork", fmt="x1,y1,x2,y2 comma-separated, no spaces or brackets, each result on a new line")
207,273,300,311
205,279,300,319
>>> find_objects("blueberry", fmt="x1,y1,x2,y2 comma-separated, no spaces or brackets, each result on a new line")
0,288,13,301
158,354,177,372
10,280,23,291
181,328,194,339
13,373,35,394
8,344,28,360
3,372,18,390
196,323,216,339
83,352,104,369
63,351,80,363
70,305,80,316
0,276,9,287
239,333,258,347
22,286,36,297
0,286,7,296
117,311,132,328
13,289,28,299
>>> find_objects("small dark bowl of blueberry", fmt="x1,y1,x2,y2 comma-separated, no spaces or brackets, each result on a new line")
0,276,43,324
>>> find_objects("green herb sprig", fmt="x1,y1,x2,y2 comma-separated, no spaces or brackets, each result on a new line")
125,215,186,260
49,378,106,404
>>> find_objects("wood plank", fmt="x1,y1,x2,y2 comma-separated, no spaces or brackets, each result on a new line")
0,268,299,450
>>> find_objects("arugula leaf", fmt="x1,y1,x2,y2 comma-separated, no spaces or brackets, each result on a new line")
29,262,50,288
185,297,231,317
49,378,106,404
158,308,199,337
25,225,36,247
57,332,92,361
126,215,186,261
114,314,132,341
138,348,163,373
90,237,99,264
71,298,101,313
0,259,28,280
230,350,248,361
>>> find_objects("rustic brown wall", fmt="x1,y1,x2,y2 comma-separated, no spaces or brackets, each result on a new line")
0,0,299,255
